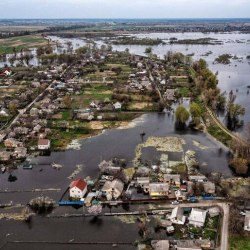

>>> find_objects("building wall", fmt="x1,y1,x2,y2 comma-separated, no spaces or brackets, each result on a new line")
189,220,204,227
70,186,87,199
38,143,50,150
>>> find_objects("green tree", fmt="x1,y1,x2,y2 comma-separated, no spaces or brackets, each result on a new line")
217,94,226,111
175,105,190,129
76,46,88,55
226,102,245,130
190,102,202,126
145,47,152,54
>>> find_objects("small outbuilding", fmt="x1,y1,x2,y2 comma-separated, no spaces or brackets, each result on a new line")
113,102,122,110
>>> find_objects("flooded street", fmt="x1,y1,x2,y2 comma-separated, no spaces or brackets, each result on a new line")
0,216,138,250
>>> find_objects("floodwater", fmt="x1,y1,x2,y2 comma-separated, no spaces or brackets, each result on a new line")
0,36,86,67
0,216,138,250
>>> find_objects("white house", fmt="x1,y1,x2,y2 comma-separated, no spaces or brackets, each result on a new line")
244,211,250,231
38,139,51,150
70,179,88,199
113,102,122,110
0,109,8,117
102,179,124,200
90,101,98,108
168,207,186,225
189,208,207,227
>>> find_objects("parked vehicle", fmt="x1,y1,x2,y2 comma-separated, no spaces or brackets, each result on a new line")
171,200,179,205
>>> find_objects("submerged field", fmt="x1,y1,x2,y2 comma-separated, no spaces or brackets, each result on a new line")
0,35,49,54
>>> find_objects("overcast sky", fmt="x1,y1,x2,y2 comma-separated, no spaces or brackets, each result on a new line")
0,0,250,19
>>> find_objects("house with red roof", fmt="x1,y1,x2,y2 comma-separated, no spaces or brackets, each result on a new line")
38,138,51,150
0,68,12,77
70,179,88,199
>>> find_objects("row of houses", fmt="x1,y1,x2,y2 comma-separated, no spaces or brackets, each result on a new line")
127,64,152,91
136,173,215,199
151,239,213,250
0,137,50,163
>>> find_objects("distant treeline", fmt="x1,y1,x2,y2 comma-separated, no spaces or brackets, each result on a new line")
169,37,223,45
112,37,165,45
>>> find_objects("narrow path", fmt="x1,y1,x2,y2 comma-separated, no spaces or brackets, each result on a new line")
206,107,247,146
146,64,165,103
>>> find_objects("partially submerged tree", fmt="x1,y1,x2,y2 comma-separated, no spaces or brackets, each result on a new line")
226,91,245,130
28,196,55,214
189,102,202,126
87,205,102,215
175,105,190,130
145,47,152,54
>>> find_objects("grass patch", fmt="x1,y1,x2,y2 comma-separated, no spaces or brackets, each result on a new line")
203,216,219,240
203,229,217,240
177,87,190,97
207,125,232,147
50,128,91,150
229,235,250,250
61,110,72,120
171,163,187,174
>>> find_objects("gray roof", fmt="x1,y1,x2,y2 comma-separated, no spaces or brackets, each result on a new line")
189,208,207,224
149,183,169,193
152,240,170,250
102,179,124,193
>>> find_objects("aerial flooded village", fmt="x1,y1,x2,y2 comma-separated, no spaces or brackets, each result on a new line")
0,10,250,250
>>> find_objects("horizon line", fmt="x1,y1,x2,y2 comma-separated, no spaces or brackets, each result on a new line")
1,17,250,20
